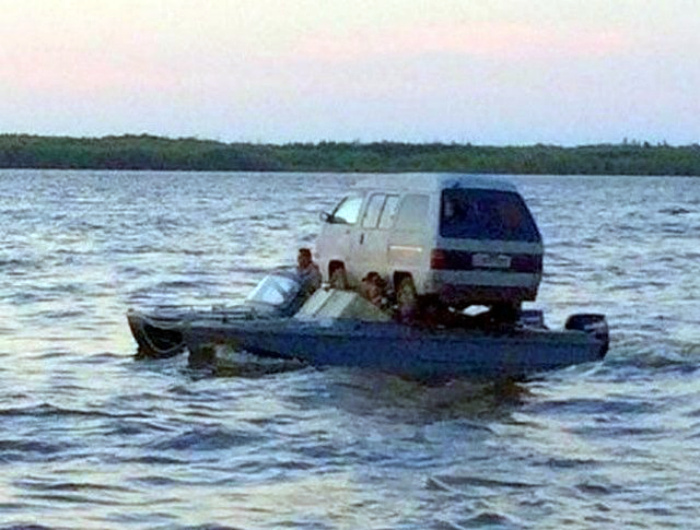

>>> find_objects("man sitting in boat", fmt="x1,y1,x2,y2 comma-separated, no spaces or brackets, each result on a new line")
296,248,322,298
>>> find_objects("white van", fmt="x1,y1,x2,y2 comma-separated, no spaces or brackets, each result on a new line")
315,174,543,312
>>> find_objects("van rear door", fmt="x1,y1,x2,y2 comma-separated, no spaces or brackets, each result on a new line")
437,188,543,276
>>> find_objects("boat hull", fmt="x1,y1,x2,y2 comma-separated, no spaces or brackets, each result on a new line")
184,319,607,380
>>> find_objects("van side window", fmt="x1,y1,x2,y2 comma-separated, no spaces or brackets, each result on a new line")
362,194,386,228
330,196,363,224
378,195,400,229
394,194,429,232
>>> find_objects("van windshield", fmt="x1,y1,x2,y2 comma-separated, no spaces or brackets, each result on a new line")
329,196,363,224
440,189,541,242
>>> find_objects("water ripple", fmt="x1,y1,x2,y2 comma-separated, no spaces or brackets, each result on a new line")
149,427,267,452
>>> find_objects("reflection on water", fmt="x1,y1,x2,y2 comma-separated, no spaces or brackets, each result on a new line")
323,370,531,424
1,170,699,529
212,349,308,379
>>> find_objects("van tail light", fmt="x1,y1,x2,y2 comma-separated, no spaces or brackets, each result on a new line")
430,249,447,270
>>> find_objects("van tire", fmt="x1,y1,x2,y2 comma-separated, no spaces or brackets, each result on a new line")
330,267,348,290
396,277,418,323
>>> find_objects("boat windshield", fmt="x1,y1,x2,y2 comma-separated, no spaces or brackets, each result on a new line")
245,273,301,307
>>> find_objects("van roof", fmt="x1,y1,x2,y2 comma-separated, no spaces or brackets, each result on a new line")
353,173,519,193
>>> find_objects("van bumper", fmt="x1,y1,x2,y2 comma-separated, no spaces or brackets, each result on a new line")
425,271,541,306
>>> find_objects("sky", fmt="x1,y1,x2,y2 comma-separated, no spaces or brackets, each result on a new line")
1,0,699,145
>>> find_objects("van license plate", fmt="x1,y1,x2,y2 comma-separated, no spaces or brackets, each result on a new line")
472,253,511,269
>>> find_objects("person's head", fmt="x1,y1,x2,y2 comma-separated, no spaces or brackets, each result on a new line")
362,272,384,289
363,272,382,286
297,248,313,268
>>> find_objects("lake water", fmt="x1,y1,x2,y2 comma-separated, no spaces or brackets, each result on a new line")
1,170,699,529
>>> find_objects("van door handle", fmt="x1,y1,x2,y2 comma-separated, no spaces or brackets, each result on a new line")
359,233,365,245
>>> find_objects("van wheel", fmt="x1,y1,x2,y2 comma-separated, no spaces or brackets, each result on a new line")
329,267,348,290
396,277,418,323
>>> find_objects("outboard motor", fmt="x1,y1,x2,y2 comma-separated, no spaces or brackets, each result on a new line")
565,313,609,359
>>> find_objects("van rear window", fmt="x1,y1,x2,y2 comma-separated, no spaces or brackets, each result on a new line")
440,189,541,242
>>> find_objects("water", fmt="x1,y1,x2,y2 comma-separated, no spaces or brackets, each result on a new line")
0,170,699,529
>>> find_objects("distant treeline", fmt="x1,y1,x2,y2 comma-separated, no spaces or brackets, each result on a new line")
1,134,700,175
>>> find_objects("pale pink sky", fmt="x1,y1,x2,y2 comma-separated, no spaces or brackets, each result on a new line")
1,0,698,145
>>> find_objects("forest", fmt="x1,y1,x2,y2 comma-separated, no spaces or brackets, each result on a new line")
1,134,699,175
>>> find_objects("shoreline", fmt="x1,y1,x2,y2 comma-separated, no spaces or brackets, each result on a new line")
1,134,699,176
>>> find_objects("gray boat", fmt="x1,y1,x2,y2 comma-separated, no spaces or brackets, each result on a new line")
183,289,609,381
